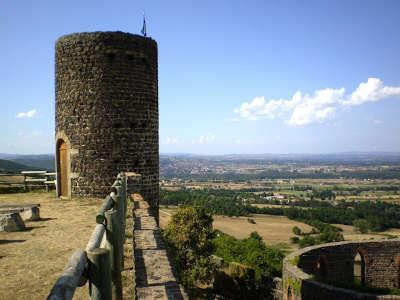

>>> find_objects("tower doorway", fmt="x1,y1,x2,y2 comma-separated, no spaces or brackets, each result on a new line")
354,251,365,284
57,139,68,197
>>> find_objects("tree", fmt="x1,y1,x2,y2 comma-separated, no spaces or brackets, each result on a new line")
353,219,370,234
249,231,262,242
292,226,302,236
163,206,216,286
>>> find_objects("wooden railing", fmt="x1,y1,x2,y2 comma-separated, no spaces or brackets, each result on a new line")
0,171,56,192
47,173,129,300
21,171,56,191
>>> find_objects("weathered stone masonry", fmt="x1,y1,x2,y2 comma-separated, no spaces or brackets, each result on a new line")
132,195,187,299
55,31,159,220
283,240,400,300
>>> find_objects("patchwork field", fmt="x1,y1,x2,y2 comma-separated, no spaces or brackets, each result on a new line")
0,192,101,300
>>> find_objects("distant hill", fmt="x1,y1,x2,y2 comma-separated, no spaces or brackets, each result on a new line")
0,159,40,173
0,154,55,172
12,155,55,171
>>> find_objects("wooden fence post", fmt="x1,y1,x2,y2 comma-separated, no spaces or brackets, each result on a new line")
87,248,112,300
111,189,125,269
105,210,123,300
122,175,127,218
117,173,127,218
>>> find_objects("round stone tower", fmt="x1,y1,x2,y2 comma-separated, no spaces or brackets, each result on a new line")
55,31,159,218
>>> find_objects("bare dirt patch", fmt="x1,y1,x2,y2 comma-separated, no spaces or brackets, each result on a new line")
0,191,102,299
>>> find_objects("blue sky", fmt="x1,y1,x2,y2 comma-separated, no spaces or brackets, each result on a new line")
1,0,400,154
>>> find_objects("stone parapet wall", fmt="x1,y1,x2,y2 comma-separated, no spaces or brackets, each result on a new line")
55,31,159,216
132,195,187,299
282,240,400,300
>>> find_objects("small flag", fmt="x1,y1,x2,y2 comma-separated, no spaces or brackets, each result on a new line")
141,12,147,37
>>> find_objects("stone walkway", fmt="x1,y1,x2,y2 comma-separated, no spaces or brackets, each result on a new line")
133,198,187,299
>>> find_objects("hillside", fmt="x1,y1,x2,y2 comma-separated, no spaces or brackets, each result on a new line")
0,154,55,171
12,155,55,171
0,159,39,173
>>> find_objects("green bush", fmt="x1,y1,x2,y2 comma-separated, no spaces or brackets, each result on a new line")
353,219,370,233
213,231,284,278
162,206,216,287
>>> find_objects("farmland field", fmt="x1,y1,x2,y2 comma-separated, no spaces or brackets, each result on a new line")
160,207,400,251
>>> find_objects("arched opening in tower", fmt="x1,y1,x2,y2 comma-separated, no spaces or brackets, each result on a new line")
286,286,294,300
315,255,328,277
56,139,68,198
354,251,365,284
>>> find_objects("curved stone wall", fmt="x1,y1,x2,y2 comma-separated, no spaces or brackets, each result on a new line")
283,240,400,300
55,31,159,218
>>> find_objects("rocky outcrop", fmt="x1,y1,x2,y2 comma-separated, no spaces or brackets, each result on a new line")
0,212,25,232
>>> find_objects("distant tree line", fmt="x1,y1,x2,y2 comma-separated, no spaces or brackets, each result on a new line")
161,168,400,181
250,201,400,232
161,189,400,232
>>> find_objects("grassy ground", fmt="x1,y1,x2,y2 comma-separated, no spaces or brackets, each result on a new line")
0,191,102,300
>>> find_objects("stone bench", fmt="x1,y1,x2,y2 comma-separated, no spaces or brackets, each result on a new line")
0,212,26,232
0,204,40,221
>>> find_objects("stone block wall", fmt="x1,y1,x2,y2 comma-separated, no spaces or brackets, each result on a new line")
55,31,159,218
132,195,187,299
282,240,400,300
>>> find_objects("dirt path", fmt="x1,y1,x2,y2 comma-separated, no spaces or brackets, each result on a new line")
0,191,102,299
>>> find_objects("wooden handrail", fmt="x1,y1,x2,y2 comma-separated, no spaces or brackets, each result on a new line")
47,172,130,300
47,250,87,300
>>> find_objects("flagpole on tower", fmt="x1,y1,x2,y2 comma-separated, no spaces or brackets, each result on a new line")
141,11,147,37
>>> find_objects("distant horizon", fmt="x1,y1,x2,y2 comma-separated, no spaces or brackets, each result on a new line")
2,150,400,157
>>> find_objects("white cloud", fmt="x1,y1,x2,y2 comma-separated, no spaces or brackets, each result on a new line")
233,78,400,126
346,78,400,106
162,137,181,145
192,133,216,144
16,109,36,118
372,119,384,125
288,88,344,126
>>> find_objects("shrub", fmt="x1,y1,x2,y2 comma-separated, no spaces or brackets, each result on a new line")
163,206,216,287
353,219,370,234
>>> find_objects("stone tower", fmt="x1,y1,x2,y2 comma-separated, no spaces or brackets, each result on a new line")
55,31,159,218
